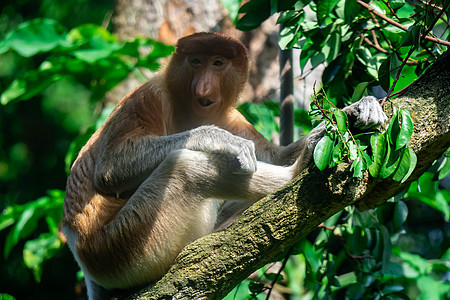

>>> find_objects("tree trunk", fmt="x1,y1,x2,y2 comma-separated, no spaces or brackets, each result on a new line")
126,50,450,299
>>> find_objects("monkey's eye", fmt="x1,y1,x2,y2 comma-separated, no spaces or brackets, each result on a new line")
213,59,224,67
191,58,203,66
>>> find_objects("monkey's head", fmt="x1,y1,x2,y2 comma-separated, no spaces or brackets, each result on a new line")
165,32,250,120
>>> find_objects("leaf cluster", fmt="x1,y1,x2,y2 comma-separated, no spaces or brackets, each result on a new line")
312,95,417,182
0,18,174,105
234,0,449,104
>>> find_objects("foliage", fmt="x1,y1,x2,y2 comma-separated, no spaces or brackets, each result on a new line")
0,18,173,105
222,0,450,299
235,0,449,104
311,93,416,181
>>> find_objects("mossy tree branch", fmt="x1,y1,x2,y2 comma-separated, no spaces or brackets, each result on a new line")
129,50,450,299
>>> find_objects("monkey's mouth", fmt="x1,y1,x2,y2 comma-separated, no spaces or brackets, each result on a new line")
197,98,215,107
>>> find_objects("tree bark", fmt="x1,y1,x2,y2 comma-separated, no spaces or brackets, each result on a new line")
127,51,450,299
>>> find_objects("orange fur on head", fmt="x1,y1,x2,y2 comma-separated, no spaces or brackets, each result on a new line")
176,32,248,61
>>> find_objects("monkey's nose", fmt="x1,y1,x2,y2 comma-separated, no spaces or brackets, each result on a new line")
196,84,211,97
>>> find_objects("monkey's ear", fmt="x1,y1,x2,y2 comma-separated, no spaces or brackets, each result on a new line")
176,32,248,61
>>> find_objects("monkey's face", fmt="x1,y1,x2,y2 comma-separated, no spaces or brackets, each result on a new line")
189,54,229,118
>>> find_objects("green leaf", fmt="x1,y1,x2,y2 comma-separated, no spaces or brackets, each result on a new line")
248,281,265,294
417,275,450,300
236,0,271,31
400,25,420,47
351,82,369,103
303,240,322,273
393,200,408,230
391,148,409,182
317,0,340,24
1,68,62,105
351,157,365,178
436,190,450,221
0,79,26,105
380,225,392,272
334,110,348,133
2,191,64,259
67,23,117,44
0,18,68,57
4,206,37,259
0,293,16,300
378,57,391,92
387,111,400,145
23,232,62,282
389,54,402,79
437,151,450,180
332,141,344,165
405,172,448,219
324,30,341,63
389,0,405,10
380,145,402,179
314,134,335,171
372,228,384,261
239,102,278,139
277,10,299,24
344,0,360,23
392,147,417,183
279,25,300,50
395,109,414,150
348,140,358,161
369,132,387,177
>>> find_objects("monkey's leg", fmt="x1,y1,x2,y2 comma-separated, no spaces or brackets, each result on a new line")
101,149,294,287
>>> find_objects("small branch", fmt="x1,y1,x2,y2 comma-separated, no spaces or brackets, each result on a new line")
357,0,450,47
318,222,336,231
265,248,292,300
380,0,401,20
360,33,388,54
384,48,416,101
312,85,335,125
417,0,443,11
359,32,422,67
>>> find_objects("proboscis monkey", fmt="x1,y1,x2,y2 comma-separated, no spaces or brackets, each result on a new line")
62,32,387,299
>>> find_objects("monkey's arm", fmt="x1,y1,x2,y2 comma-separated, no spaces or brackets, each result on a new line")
93,125,257,197
226,96,386,168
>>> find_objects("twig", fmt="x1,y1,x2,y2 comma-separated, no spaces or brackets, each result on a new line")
417,0,443,11
312,84,335,125
360,33,388,54
380,0,401,20
318,222,336,231
265,248,293,300
357,0,450,47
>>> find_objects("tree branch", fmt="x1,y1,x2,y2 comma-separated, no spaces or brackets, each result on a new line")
128,50,450,299
357,0,450,47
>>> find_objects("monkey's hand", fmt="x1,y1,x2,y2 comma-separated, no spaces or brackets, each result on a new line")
343,96,387,130
186,126,257,174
